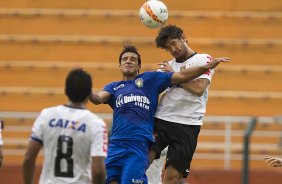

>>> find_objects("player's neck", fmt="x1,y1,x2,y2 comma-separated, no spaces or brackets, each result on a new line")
123,76,135,81
122,73,138,81
65,101,86,109
175,48,196,63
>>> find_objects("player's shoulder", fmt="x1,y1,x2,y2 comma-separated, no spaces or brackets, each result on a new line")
107,80,125,89
111,80,123,85
39,105,62,116
138,71,158,80
142,71,172,82
192,53,213,66
167,58,175,65
83,111,106,127
140,71,155,76
194,53,213,60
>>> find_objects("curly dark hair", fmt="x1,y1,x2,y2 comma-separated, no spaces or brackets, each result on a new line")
119,45,141,65
155,25,184,49
65,68,92,103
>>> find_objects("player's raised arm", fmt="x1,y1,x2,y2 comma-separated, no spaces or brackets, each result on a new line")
90,91,111,105
170,57,229,85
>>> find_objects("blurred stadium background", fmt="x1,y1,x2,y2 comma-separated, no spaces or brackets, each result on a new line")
0,0,281,183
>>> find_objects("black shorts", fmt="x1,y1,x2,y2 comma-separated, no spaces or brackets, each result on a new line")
151,118,201,178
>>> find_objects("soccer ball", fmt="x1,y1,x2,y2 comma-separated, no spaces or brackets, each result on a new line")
139,0,168,29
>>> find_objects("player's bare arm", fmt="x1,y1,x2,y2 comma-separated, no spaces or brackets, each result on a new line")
157,62,210,96
171,57,230,84
91,156,106,184
22,140,42,184
180,78,210,97
90,91,111,105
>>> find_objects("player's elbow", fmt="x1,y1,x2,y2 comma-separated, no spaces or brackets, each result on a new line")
89,98,102,105
89,94,102,105
191,81,208,97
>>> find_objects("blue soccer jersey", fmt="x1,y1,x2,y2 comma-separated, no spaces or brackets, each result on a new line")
103,71,173,143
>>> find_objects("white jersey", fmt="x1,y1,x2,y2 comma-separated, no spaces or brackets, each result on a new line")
31,105,107,184
155,53,214,125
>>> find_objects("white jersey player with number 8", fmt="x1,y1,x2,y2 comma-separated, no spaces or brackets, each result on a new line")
23,69,107,184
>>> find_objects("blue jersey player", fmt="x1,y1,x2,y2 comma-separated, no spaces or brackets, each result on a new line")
90,45,229,184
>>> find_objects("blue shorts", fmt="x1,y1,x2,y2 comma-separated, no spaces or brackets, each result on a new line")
105,140,150,184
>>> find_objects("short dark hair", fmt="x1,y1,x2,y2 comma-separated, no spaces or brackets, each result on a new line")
119,45,141,65
65,68,92,103
155,25,184,49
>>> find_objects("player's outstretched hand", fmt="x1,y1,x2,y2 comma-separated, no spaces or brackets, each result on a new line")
264,155,282,167
157,61,174,72
207,57,230,69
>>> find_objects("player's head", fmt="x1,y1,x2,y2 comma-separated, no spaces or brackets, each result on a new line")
118,45,142,76
65,68,92,103
155,25,189,60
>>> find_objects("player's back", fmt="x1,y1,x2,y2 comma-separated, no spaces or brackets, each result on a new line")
32,105,106,184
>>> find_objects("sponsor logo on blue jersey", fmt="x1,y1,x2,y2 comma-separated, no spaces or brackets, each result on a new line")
113,84,125,91
132,179,144,184
116,93,150,110
49,118,86,133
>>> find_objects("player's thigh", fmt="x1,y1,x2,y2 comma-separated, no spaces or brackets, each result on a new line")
105,164,121,184
166,124,200,178
105,142,125,184
121,147,149,184
151,118,172,159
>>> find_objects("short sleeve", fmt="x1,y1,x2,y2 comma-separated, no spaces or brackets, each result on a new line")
103,83,114,95
102,83,115,107
154,72,174,93
30,112,45,144
188,54,214,82
90,122,108,157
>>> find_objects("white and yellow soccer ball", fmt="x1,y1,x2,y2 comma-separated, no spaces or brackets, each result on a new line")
139,0,168,29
